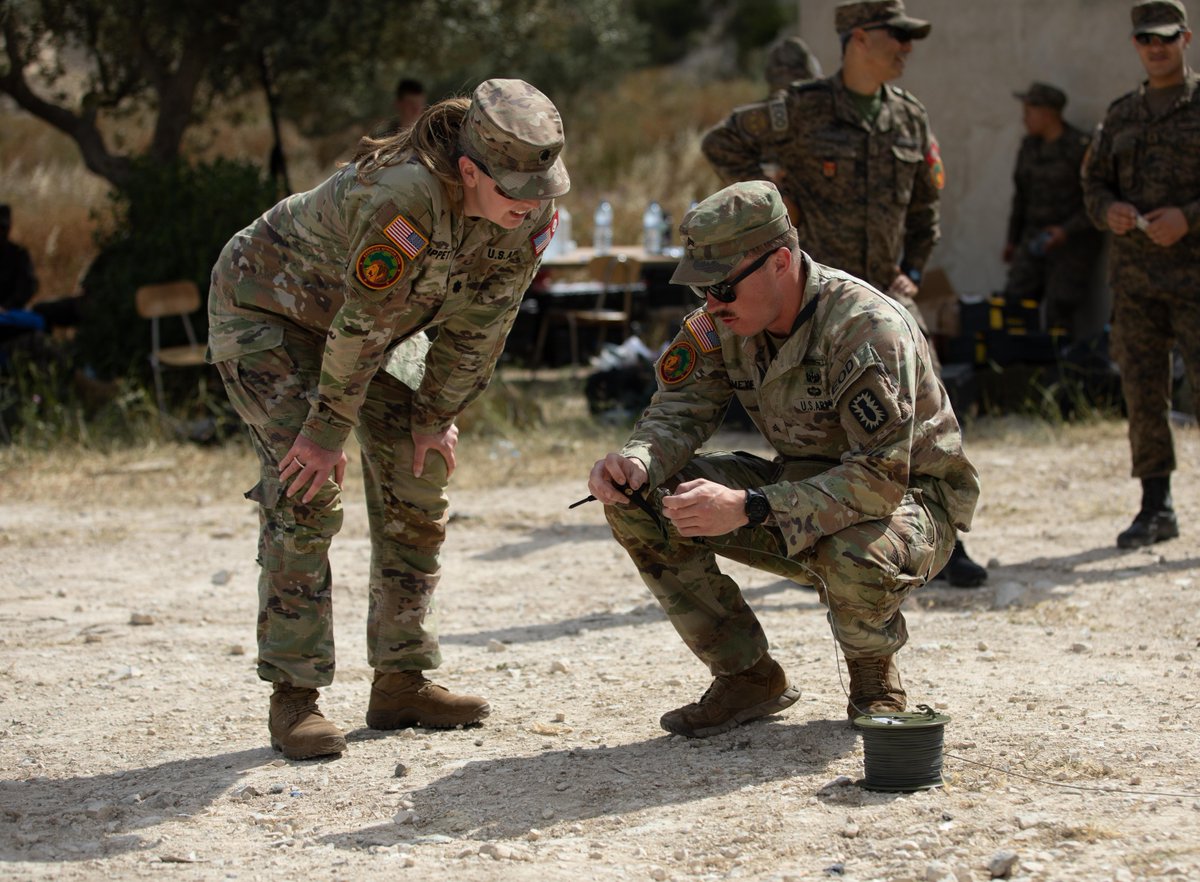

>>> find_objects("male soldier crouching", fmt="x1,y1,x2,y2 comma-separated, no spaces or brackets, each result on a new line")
586,181,980,736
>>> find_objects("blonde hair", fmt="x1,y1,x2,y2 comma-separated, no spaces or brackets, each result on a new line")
352,97,470,204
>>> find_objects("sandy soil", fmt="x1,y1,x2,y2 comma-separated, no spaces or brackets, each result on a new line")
1,418,1198,881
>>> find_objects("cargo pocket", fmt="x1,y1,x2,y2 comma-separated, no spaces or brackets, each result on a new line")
245,476,285,572
892,145,924,205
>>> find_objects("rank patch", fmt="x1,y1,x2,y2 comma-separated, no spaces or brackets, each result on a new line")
848,389,888,433
685,312,721,353
384,213,429,259
355,243,405,290
925,138,945,190
659,341,698,385
531,210,559,256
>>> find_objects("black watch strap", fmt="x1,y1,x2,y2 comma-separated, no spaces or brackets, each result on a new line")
744,487,771,526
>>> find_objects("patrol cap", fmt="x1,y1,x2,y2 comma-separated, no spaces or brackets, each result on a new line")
835,0,932,39
670,181,793,286
765,36,823,92
459,78,570,200
1013,81,1067,110
1132,0,1189,35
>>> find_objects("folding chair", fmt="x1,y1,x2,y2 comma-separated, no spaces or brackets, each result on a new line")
532,253,644,367
134,281,207,412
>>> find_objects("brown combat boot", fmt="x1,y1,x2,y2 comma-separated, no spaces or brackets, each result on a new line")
659,653,800,738
845,655,906,720
366,670,490,729
268,683,347,760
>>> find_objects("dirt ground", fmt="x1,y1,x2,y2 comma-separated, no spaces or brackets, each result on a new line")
1,416,1198,882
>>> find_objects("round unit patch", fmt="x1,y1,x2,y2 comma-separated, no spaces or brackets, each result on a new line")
659,341,698,385
355,243,405,290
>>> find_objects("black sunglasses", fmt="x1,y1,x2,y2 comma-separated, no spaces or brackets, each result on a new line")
690,250,774,303
1135,30,1184,45
864,24,914,43
467,157,519,200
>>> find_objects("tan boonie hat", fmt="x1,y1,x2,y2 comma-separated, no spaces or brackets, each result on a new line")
670,181,793,286
1131,0,1189,35
765,36,823,92
1013,81,1067,110
835,0,932,39
459,78,570,200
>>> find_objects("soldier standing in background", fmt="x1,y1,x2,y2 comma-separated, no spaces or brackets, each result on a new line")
701,0,988,588
1082,0,1199,550
1002,82,1102,335
585,182,979,736
208,79,568,759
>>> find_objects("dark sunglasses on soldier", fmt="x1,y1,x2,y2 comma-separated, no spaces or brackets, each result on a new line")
1134,30,1184,45
864,24,914,43
689,250,774,303
467,157,518,200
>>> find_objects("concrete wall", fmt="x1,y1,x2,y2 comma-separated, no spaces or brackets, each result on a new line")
794,0,1192,334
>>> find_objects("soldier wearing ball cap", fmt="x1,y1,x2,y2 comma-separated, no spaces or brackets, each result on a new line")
208,78,568,759
1001,81,1102,333
1083,0,1200,550
586,181,979,737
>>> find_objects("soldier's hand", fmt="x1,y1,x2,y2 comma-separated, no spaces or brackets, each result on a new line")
588,454,648,505
1043,225,1067,251
1143,207,1188,247
279,436,347,504
885,272,919,301
1106,202,1139,235
661,478,746,537
412,425,459,478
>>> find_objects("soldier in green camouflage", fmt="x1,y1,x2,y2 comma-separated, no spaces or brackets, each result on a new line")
1082,0,1200,550
585,181,979,737
1002,82,1102,333
208,78,569,759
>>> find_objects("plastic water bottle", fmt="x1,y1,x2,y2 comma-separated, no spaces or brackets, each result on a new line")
556,204,573,253
593,200,613,254
642,201,664,254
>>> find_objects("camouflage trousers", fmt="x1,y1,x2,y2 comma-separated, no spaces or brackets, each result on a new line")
1003,232,1102,332
214,328,448,688
1109,265,1200,478
605,451,956,675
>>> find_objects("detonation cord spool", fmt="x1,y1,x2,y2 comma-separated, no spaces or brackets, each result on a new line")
855,705,948,792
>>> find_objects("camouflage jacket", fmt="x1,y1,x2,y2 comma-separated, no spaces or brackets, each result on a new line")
1082,72,1200,270
1006,123,1094,245
621,256,978,558
208,159,556,450
700,73,942,291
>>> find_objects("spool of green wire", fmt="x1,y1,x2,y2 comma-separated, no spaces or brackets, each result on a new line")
853,705,950,792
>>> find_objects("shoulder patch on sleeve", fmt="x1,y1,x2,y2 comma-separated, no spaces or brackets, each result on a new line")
658,340,698,385
925,136,945,190
355,243,406,290
736,104,773,138
383,212,430,260
530,210,559,256
684,311,721,353
846,387,890,434
830,343,884,401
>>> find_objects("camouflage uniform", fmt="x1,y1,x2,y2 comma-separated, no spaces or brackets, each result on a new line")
208,80,566,689
1003,99,1102,332
605,183,979,675
701,72,943,296
1082,70,1200,479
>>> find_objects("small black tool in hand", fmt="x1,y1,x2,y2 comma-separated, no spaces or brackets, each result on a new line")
569,484,668,539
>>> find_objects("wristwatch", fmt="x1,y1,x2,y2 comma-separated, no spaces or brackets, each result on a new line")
744,488,771,526
903,266,922,285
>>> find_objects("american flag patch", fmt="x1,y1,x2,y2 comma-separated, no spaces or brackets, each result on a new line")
383,213,429,259
530,210,559,256
685,312,721,353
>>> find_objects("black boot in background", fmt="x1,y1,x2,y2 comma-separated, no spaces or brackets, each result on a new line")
934,540,988,588
1117,475,1179,549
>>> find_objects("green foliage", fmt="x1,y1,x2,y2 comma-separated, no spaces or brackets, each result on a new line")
74,157,279,381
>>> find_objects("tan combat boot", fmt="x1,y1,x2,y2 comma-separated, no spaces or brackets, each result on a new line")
845,655,906,720
269,683,347,760
366,670,490,729
659,653,800,738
